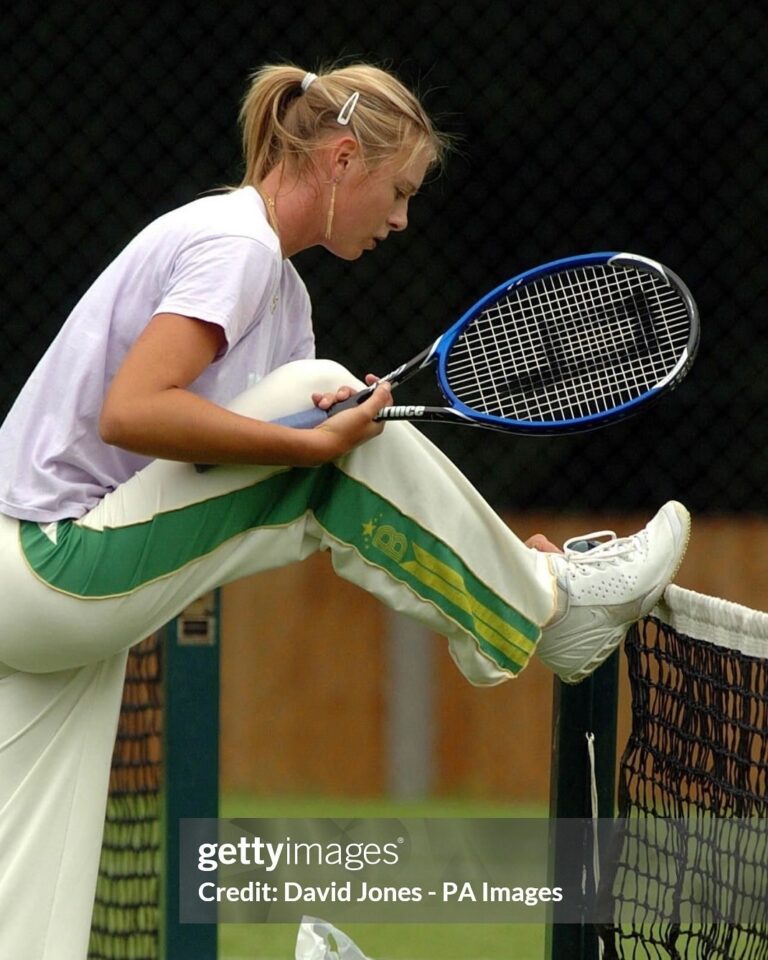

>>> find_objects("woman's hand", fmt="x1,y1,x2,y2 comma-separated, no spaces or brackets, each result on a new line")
309,378,392,461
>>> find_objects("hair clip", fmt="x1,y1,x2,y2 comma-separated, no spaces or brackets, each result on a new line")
301,72,318,92
336,91,360,125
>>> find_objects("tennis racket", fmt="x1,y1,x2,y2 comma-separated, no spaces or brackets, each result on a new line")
275,252,699,435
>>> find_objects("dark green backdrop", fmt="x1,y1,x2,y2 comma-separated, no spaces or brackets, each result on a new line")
3,1,766,511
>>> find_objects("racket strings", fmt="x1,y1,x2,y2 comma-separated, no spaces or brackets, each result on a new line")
444,265,692,423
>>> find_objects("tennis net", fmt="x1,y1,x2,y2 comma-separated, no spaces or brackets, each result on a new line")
88,634,163,960
598,585,768,959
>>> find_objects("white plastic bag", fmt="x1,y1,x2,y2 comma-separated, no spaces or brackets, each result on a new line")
295,916,374,960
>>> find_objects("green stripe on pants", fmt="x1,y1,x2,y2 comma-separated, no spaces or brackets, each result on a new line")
21,464,537,673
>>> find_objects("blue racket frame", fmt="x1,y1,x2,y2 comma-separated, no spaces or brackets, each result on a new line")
429,251,698,434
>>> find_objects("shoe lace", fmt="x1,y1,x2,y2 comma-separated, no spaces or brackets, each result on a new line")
562,530,637,567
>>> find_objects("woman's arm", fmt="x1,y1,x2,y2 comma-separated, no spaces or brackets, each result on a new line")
99,313,390,467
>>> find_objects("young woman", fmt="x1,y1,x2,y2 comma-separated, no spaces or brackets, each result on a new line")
0,63,690,958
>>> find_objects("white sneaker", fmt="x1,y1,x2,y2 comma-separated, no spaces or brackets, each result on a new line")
537,501,691,684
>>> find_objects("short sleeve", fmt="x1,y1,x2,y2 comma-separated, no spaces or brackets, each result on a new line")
154,235,278,356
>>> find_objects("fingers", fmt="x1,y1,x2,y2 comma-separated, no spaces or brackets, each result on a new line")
311,384,355,411
525,533,563,554
311,377,387,413
358,380,392,415
310,380,391,460
347,382,391,441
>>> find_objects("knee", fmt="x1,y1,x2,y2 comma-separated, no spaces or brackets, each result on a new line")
280,358,363,395
226,359,364,421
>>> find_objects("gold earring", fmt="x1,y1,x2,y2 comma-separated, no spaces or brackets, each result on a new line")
325,179,338,240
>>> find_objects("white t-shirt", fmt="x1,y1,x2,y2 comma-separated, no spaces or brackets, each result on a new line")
0,187,315,522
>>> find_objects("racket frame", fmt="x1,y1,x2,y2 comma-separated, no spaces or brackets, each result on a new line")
247,252,699,435
421,251,699,434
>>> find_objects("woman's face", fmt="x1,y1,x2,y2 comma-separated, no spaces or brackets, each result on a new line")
325,148,431,260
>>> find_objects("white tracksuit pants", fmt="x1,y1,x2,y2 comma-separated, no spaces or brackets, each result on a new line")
0,359,557,959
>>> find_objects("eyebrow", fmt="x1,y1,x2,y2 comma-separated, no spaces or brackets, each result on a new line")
398,180,419,197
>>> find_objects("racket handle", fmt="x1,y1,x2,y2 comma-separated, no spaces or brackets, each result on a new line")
271,387,374,428
276,385,376,427
272,407,329,429
194,407,329,471
194,388,374,472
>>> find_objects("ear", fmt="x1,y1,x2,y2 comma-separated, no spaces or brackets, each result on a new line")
326,135,359,181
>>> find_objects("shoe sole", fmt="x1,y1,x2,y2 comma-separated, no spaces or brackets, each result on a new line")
639,500,691,617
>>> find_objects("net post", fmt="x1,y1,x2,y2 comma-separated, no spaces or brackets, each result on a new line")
161,591,221,960
546,649,620,960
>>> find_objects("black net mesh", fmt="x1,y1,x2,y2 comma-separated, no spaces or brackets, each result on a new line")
87,637,162,960
599,613,768,959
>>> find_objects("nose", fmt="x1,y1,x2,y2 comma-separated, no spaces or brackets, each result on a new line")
388,211,408,232
388,199,409,232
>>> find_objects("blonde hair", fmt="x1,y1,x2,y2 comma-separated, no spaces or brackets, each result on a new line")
238,62,449,186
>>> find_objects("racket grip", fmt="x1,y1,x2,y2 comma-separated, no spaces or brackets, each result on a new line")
194,391,372,472
194,407,329,472
273,385,376,429
272,407,330,429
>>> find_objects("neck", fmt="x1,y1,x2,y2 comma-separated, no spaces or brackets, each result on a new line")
254,168,324,258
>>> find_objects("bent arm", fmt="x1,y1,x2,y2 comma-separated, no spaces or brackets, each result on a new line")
99,313,389,467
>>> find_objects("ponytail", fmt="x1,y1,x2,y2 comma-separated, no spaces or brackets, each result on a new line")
238,61,449,186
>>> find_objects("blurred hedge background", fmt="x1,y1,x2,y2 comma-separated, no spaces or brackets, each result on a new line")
4,1,766,514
